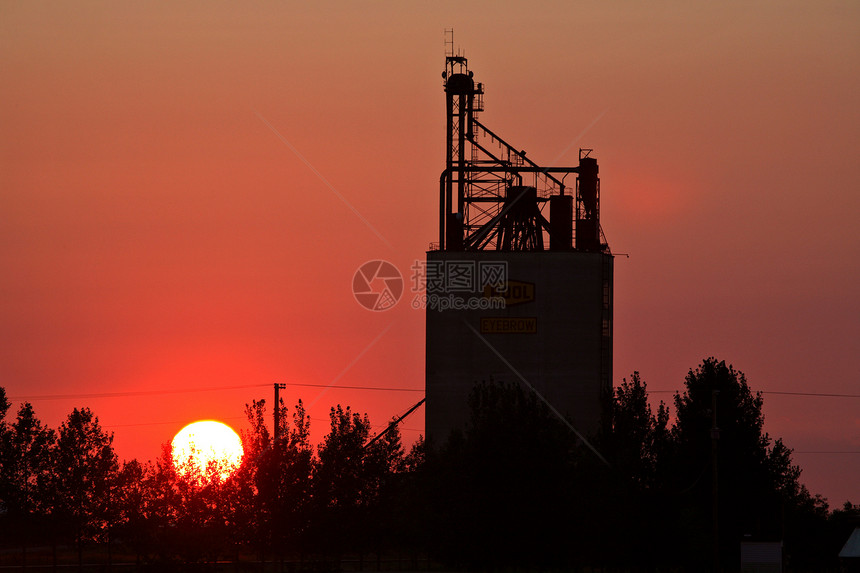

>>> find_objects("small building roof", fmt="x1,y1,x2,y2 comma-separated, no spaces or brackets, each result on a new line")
840,527,860,558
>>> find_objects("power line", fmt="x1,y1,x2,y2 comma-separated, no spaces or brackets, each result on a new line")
762,391,860,398
9,382,424,402
648,390,860,398
9,384,269,402
794,451,860,454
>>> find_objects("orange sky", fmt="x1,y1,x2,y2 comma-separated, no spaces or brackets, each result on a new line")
2,2,859,504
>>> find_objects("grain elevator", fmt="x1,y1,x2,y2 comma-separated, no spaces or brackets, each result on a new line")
425,49,613,444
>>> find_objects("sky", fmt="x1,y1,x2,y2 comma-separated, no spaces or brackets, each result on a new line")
2,1,859,505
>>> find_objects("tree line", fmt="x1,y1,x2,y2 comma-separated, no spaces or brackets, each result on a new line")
1,358,858,571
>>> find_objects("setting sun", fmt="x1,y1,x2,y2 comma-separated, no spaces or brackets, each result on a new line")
171,420,244,482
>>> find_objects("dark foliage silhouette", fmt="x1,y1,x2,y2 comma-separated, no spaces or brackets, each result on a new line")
243,397,314,559
308,404,405,560
666,358,831,569
418,363,839,570
0,401,58,560
0,363,852,570
0,402,56,517
420,380,579,569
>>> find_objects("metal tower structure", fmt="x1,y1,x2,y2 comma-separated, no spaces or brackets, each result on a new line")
437,47,608,255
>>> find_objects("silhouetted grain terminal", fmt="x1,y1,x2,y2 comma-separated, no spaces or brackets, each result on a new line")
426,47,613,444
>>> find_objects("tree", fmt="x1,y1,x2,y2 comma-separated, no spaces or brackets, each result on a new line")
603,372,673,570
609,371,669,488
0,399,57,553
277,399,314,551
314,405,374,512
131,441,246,565
112,458,152,560
310,405,405,558
0,386,8,423
51,407,119,554
0,386,11,510
0,402,56,516
403,435,425,473
241,398,315,556
668,358,813,569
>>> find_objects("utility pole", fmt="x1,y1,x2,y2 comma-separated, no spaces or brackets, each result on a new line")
272,382,286,566
273,383,286,443
711,389,720,572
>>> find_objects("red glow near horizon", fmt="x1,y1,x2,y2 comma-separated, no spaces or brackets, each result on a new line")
1,3,858,506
